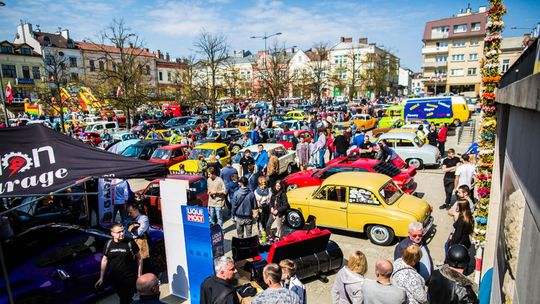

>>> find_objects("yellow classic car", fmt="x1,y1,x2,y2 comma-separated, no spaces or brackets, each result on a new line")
169,143,230,174
230,118,251,132
349,114,378,131
284,110,309,121
286,172,433,246
146,129,173,141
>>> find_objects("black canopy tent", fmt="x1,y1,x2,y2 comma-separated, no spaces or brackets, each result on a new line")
0,124,167,198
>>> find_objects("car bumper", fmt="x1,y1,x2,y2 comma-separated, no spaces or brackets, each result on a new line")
423,215,434,236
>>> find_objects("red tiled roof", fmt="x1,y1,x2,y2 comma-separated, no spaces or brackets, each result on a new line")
76,41,155,57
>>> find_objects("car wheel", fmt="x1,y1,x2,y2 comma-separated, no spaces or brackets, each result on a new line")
286,164,293,175
150,240,167,273
367,225,395,246
407,158,423,169
453,119,461,127
230,144,241,154
285,209,305,230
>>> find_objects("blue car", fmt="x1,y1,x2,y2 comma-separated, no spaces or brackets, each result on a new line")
0,223,166,304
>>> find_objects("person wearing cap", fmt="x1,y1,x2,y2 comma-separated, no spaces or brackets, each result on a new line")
427,244,478,304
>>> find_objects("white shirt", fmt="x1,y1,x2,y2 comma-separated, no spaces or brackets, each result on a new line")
455,163,476,188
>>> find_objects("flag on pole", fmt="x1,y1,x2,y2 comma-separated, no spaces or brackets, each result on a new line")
438,75,443,82
429,76,433,82
5,82,13,104
116,86,123,98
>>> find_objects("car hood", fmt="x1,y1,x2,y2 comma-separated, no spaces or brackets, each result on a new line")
170,160,199,173
286,186,318,203
396,194,431,221
196,138,216,145
284,169,317,183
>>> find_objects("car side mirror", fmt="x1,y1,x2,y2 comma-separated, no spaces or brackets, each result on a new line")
56,268,71,280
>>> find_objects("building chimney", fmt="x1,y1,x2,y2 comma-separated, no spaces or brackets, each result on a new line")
156,49,161,59
340,37,345,42
61,29,69,40
166,52,170,61
466,3,471,14
343,37,353,43
359,37,368,44
291,47,295,54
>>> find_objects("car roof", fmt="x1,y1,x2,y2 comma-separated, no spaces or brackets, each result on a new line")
157,144,189,150
378,132,418,140
132,139,168,146
194,142,228,149
239,143,285,152
323,172,391,189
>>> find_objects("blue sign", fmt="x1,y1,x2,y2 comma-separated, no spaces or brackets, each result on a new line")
405,98,453,119
181,205,216,303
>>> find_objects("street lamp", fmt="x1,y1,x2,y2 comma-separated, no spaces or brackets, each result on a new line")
251,32,282,67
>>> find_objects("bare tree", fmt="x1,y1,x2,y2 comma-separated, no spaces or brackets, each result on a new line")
346,47,363,101
255,41,293,113
307,42,330,103
221,60,242,102
41,49,70,132
193,30,229,118
88,19,153,128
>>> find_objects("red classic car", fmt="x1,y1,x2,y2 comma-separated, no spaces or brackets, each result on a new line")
80,131,102,146
149,144,191,167
137,174,208,224
278,130,313,150
283,157,417,193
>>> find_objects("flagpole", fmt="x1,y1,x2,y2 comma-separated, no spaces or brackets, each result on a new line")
0,72,9,127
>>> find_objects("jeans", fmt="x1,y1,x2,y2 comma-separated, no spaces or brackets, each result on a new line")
438,141,445,157
236,218,253,238
334,151,345,158
318,149,326,168
209,206,224,227
266,214,285,238
443,179,455,207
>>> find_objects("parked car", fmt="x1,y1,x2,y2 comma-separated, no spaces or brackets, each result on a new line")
230,118,250,132
285,172,434,245
120,140,168,160
164,116,191,127
106,139,140,154
284,110,309,121
136,175,208,224
84,121,121,134
371,119,406,138
281,120,304,130
377,132,441,168
349,114,378,131
284,157,417,193
149,144,191,167
232,143,297,176
196,128,244,147
111,131,138,142
0,223,165,304
172,117,209,132
278,130,313,150
80,131,102,146
169,143,230,174
145,129,173,141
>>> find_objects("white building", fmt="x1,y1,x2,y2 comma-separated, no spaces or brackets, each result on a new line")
398,67,413,96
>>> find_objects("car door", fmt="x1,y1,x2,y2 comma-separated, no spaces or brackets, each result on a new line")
308,185,348,228
347,187,385,231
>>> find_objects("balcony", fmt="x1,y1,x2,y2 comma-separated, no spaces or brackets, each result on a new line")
422,61,448,68
431,32,449,39
422,46,448,54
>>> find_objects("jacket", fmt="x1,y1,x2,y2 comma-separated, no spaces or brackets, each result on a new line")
232,187,257,219
283,275,306,304
427,265,478,304
391,258,427,304
255,150,269,171
394,238,433,282
448,216,472,249
270,190,289,216
207,176,227,208
220,165,238,186
332,266,365,304
254,187,272,208
200,276,240,304
267,155,280,176
438,127,448,142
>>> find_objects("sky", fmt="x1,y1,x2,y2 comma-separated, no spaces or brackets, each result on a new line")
0,0,538,71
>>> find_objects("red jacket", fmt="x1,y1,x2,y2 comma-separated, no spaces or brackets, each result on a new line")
438,127,448,142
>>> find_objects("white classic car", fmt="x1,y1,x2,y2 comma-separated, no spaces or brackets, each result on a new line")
232,143,297,176
376,132,440,169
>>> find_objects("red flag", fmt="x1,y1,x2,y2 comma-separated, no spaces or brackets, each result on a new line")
5,82,13,104
116,86,123,98
438,75,443,82
429,76,433,82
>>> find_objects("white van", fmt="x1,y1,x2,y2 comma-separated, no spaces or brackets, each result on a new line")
85,121,121,133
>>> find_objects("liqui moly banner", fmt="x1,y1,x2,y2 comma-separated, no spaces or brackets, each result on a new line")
98,178,115,228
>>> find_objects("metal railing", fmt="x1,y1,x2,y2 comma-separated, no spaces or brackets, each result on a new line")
499,37,538,88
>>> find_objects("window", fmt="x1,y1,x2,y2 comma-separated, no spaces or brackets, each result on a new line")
1,45,14,53
502,59,510,73
379,181,402,205
32,66,41,79
451,54,464,61
349,187,379,205
471,22,481,31
469,53,478,61
435,69,447,76
453,24,467,33
69,57,77,67
1,64,17,78
158,71,163,81
98,61,104,71
89,60,95,72
22,66,31,79
216,148,227,158
451,69,464,76
433,26,449,33
167,72,171,81
340,71,347,79
435,56,447,62
20,47,31,55
67,39,74,49
146,65,150,75
470,40,479,46
43,36,51,46
71,73,79,82
467,68,477,76
436,41,448,47
315,185,347,202
396,139,414,147
334,55,347,65
452,41,465,47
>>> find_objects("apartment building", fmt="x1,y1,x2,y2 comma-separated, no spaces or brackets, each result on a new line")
499,36,527,74
422,5,487,97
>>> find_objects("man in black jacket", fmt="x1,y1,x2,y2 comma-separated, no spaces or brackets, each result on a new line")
200,256,240,304
428,244,478,304
333,131,349,158
232,176,258,238
239,150,255,177
394,221,433,283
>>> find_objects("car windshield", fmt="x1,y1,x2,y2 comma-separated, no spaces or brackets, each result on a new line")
188,148,214,160
186,119,198,125
233,150,258,163
283,121,296,128
121,133,137,141
379,181,403,205
121,145,144,157
151,149,171,160
414,136,423,147
280,134,293,141
207,130,225,138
